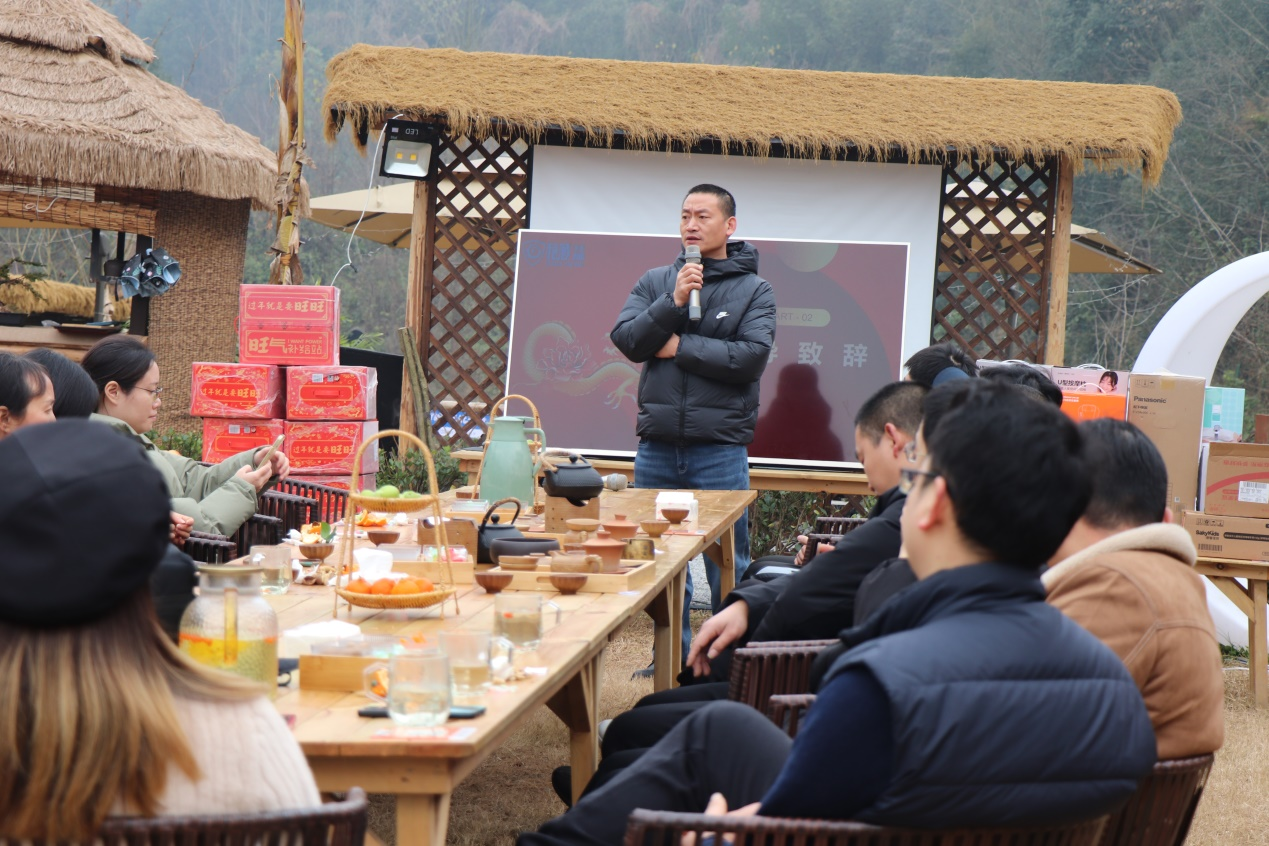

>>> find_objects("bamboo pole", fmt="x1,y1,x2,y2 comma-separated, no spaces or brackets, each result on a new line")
267,0,309,285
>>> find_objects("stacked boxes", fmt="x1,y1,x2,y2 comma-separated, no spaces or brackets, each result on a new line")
191,285,380,484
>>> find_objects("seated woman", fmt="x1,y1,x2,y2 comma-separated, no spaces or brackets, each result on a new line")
24,346,99,418
0,421,319,840
0,351,54,438
81,335,289,536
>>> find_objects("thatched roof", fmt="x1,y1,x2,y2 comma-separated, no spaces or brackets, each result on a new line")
0,0,153,65
323,47,1183,186
0,1,277,207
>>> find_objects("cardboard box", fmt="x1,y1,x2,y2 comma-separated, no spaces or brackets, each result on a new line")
284,420,379,475
239,284,340,328
1183,510,1269,561
285,366,378,420
1201,442,1269,518
238,284,340,366
1050,366,1129,396
202,418,284,464
1060,392,1127,422
239,326,340,367
1203,386,1245,443
1127,373,1206,523
189,363,285,419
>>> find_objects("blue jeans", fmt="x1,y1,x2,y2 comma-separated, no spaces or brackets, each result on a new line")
634,440,751,658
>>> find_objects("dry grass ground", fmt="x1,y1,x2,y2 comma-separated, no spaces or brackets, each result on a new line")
368,622,1269,844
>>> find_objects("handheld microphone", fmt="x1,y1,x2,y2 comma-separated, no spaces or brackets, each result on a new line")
684,245,702,323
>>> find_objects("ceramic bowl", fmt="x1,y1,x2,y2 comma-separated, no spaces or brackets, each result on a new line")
565,518,601,533
640,519,670,538
475,572,514,594
660,507,690,525
365,529,401,546
498,555,541,571
298,542,335,561
489,536,560,565
549,573,588,595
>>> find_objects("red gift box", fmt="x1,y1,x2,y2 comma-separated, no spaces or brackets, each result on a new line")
238,285,340,366
294,473,377,492
284,420,379,475
190,363,284,419
285,366,378,420
202,418,285,464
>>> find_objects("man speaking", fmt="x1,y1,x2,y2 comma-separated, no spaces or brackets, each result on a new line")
610,184,776,657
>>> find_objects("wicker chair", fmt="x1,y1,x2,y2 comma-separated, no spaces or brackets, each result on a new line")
623,808,1109,846
232,513,284,551
94,787,368,846
184,531,237,563
767,693,818,738
801,515,868,565
727,640,836,710
275,478,351,524
1098,754,1214,846
258,489,320,534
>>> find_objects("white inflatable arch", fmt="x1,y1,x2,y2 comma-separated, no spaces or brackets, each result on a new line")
1133,251,1269,647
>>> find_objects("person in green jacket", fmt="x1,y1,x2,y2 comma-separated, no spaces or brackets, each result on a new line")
82,336,288,537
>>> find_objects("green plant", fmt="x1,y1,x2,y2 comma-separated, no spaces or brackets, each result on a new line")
341,316,385,351
148,428,203,460
747,490,876,557
375,444,462,494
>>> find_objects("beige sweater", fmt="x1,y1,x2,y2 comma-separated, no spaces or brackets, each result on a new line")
115,694,320,817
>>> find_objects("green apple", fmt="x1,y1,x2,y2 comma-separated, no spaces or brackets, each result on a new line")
359,489,376,497
401,490,423,499
375,484,401,499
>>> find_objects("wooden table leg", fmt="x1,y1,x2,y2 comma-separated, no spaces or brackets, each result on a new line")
647,578,675,692
669,567,686,682
1253,579,1268,708
397,793,451,846
546,651,600,803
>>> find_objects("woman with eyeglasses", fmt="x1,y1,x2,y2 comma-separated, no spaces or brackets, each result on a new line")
81,335,288,537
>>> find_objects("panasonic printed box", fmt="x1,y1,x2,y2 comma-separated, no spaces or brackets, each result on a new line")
1128,373,1205,523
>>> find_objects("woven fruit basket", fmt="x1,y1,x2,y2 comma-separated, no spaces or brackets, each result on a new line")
334,429,458,617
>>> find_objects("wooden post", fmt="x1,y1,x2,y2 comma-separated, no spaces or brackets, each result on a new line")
1043,154,1074,365
401,180,433,438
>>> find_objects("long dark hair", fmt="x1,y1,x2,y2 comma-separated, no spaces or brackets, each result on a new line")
0,352,49,419
23,349,97,418
81,335,156,397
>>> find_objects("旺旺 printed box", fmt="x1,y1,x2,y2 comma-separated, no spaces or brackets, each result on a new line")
285,366,378,420
201,419,284,464
189,363,285,419
238,285,340,367
284,420,379,475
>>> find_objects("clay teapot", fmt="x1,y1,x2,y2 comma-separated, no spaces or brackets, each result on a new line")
476,497,524,564
583,529,626,573
540,453,604,506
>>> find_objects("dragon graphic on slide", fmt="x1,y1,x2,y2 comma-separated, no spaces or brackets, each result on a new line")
523,321,640,409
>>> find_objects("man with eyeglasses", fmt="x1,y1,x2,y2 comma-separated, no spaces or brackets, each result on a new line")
521,380,1156,846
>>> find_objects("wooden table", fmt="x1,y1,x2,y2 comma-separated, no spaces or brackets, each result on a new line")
274,486,755,845
1196,556,1269,707
452,448,871,496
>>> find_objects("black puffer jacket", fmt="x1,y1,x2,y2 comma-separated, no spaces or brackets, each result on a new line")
610,241,776,445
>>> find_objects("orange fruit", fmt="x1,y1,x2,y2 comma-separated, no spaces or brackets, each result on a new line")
392,579,421,595
345,578,371,594
414,577,435,592
370,578,396,595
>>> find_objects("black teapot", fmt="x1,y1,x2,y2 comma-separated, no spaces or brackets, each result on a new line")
540,453,604,506
476,497,524,564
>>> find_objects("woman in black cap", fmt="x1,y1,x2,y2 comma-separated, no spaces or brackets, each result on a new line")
81,335,288,537
0,351,55,437
0,421,319,840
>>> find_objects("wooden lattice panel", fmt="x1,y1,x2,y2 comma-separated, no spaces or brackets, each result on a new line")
932,158,1060,362
423,135,531,446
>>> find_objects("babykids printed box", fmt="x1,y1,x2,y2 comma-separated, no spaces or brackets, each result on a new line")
238,285,340,367
1182,510,1269,561
284,420,379,475
285,366,378,420
201,419,284,464
190,363,285,419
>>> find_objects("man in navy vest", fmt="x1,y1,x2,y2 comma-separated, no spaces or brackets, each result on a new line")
519,380,1156,846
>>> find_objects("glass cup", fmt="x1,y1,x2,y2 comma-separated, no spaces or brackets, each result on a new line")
364,652,452,733
250,545,293,595
440,630,501,702
493,594,561,650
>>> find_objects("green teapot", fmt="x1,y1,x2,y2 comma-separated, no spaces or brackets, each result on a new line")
476,395,546,507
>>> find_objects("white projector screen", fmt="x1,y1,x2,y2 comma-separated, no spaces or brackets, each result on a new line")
529,145,943,364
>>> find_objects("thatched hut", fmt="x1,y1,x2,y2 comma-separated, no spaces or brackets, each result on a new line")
322,46,1182,444
0,0,277,430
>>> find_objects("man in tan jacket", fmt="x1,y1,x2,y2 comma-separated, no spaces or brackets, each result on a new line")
1044,417,1224,759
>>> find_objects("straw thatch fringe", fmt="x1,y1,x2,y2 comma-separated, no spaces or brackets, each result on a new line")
0,0,154,65
323,46,1183,187
0,276,131,320
0,39,278,208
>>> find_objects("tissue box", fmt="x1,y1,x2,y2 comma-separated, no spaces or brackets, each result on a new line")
655,491,698,523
